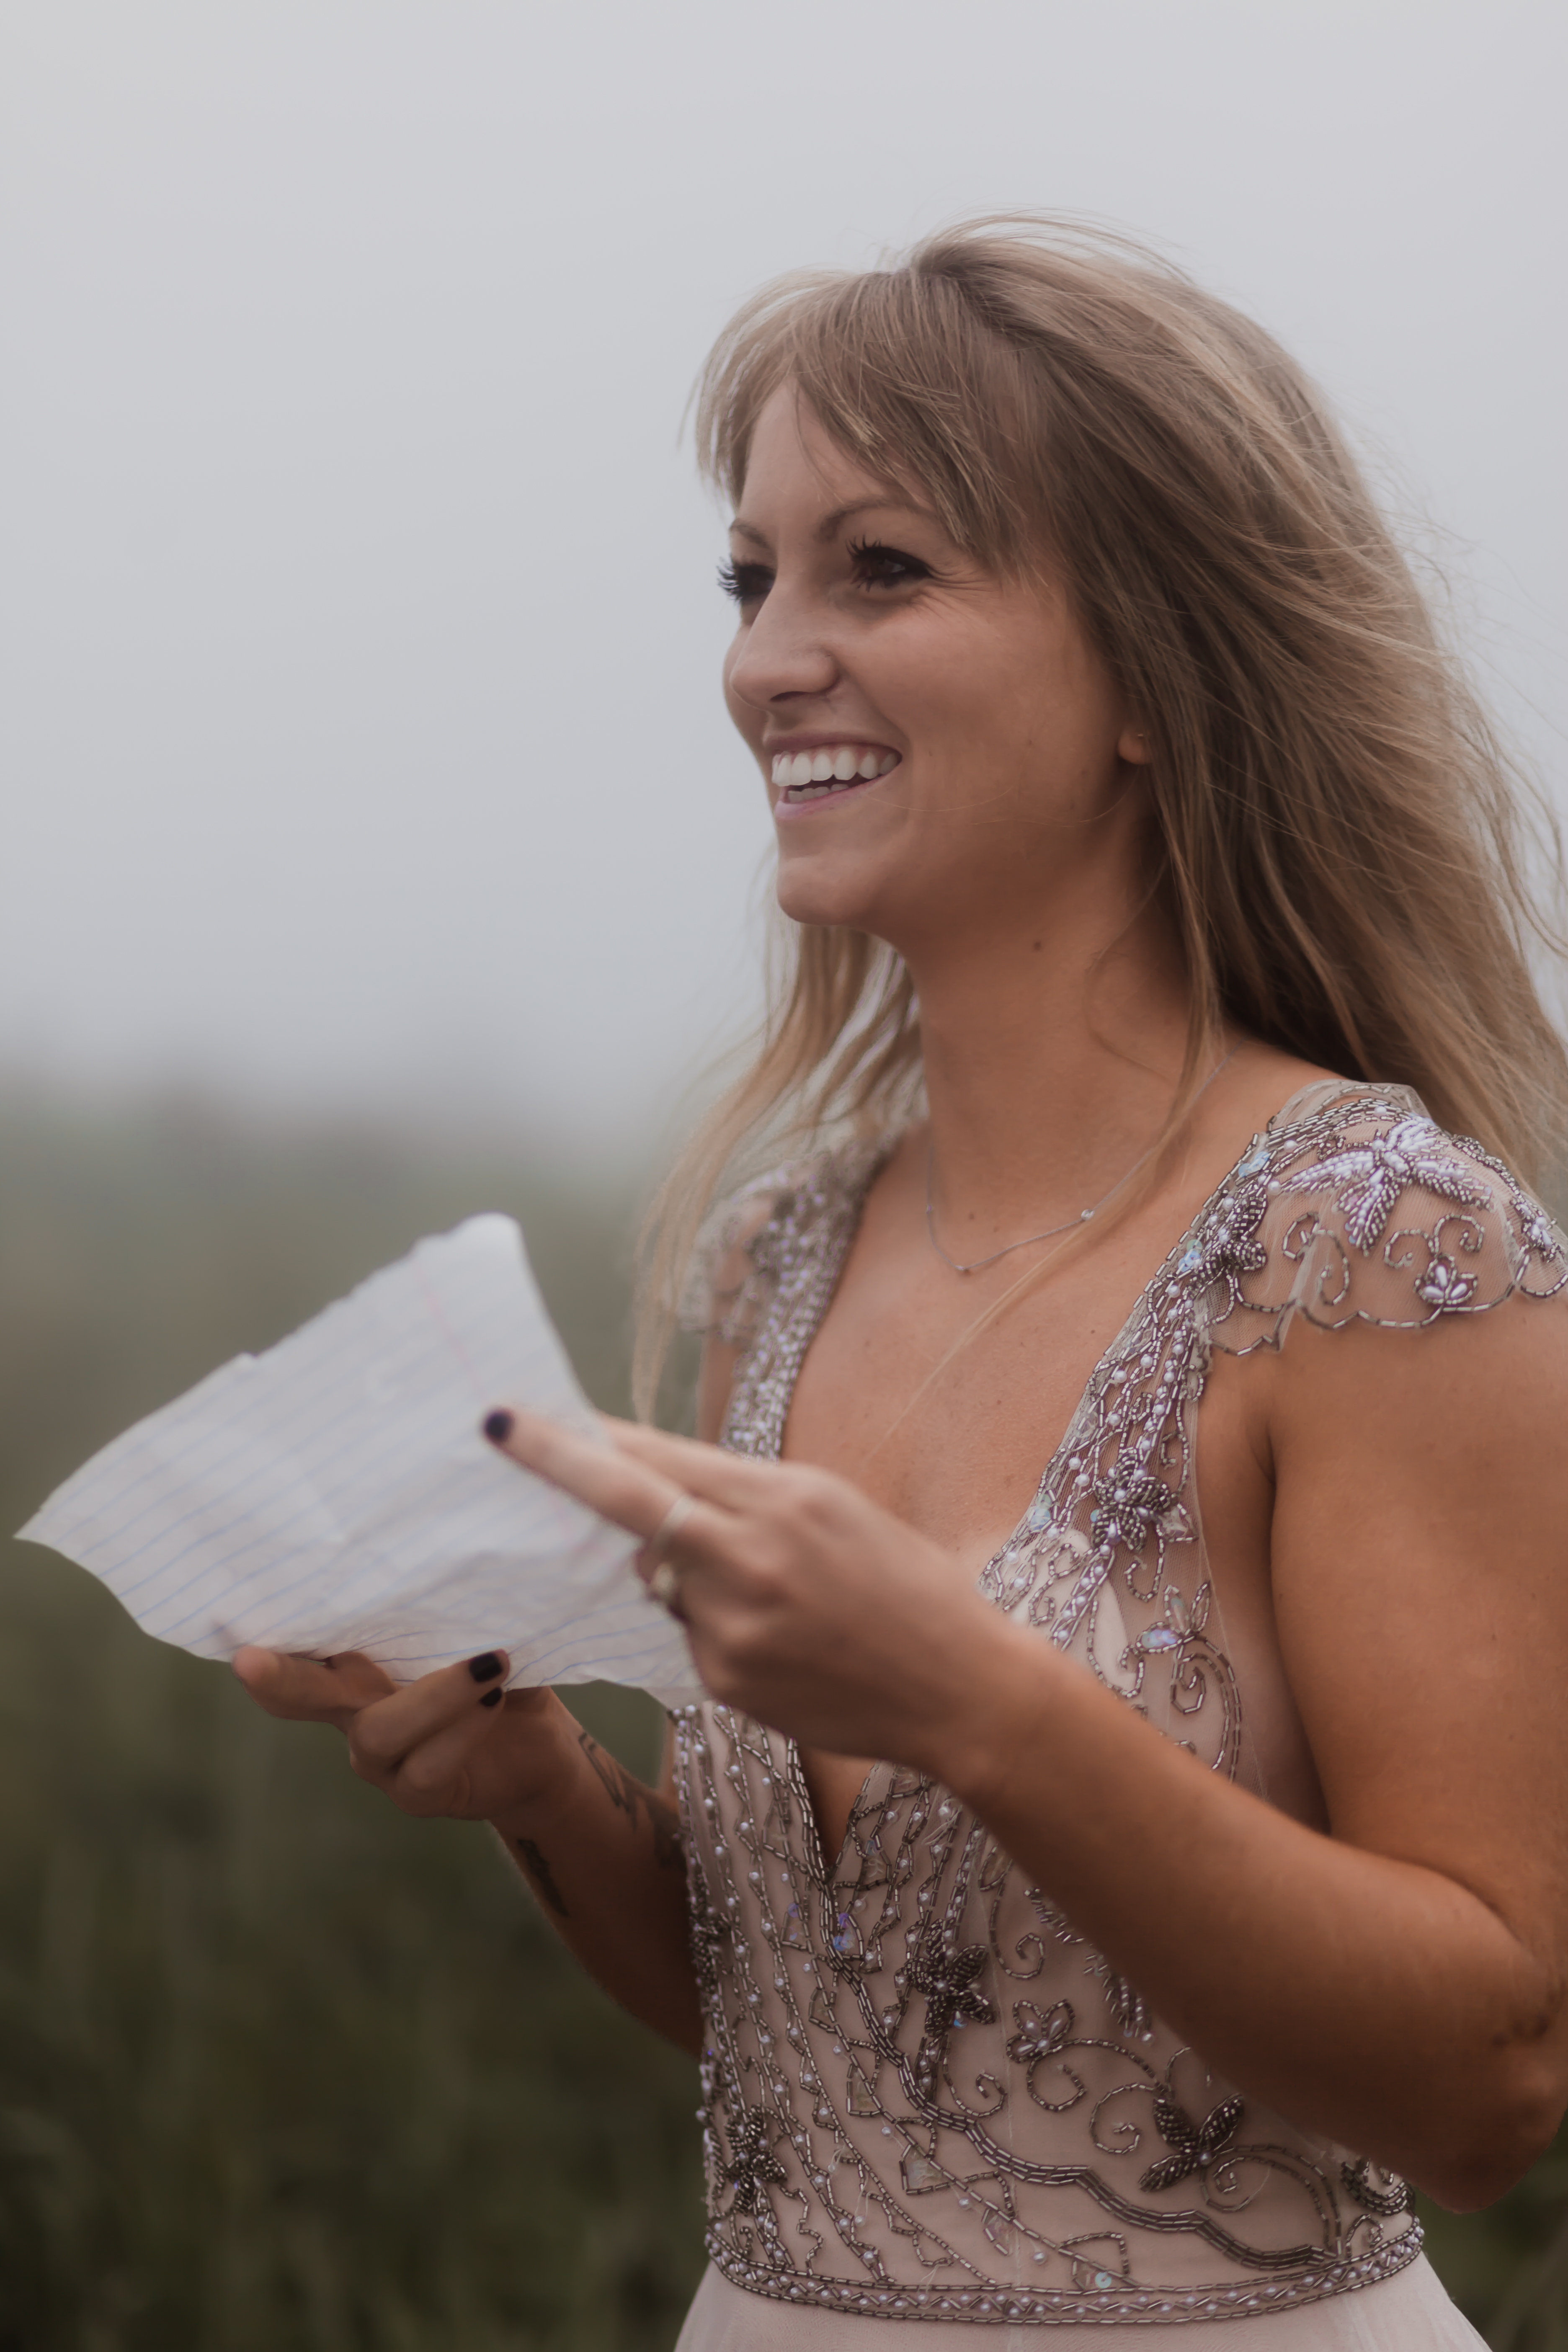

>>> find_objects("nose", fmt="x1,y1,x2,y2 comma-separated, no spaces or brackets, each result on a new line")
725,578,841,715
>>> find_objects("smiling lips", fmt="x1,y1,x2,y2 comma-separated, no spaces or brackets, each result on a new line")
770,743,901,802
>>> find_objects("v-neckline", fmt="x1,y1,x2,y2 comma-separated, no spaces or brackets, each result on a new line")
773,1077,1354,1883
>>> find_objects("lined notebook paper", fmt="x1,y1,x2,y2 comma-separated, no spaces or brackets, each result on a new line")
18,1215,702,1705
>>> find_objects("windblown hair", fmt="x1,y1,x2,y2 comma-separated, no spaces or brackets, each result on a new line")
634,215,1566,1416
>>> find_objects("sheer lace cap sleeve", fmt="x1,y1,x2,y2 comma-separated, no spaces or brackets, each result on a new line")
678,1166,800,1351
678,1139,890,1357
670,1092,1468,2326
1197,1081,1568,1353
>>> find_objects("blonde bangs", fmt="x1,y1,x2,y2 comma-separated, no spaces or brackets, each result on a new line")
635,217,1567,1418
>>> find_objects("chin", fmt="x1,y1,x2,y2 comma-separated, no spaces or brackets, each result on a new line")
774,852,892,936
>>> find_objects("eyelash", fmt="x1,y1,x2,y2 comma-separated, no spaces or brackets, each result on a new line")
716,540,932,606
845,537,931,588
717,560,768,603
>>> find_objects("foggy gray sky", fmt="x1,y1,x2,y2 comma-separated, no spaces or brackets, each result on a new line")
3,0,1565,1155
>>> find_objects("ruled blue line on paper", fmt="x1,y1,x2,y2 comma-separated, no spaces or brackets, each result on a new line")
17,1215,702,1705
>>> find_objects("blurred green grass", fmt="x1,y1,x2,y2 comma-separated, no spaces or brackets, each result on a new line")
0,1091,702,2349
0,1088,1561,2347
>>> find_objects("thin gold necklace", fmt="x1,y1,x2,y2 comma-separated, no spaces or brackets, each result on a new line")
924,1052,1236,1276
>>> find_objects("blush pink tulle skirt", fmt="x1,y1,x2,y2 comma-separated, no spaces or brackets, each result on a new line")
674,2254,1486,2351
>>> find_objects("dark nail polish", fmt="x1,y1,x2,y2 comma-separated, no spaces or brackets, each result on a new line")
480,1686,503,1709
483,1409,514,1444
467,1652,503,1684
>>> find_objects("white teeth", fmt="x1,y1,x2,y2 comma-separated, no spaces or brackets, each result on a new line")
770,744,902,796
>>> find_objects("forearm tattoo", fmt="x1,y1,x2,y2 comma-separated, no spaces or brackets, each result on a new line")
577,1731,685,1872
514,1836,570,1918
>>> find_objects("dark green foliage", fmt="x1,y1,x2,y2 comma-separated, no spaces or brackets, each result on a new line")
0,1093,703,2349
1420,2171,1568,2351
0,1088,1562,2344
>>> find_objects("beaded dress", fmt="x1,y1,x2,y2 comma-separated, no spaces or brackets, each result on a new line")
671,1083,1567,2348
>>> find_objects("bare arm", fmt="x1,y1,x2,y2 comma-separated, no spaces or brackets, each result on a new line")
496,1288,1568,2211
477,1289,748,2039
233,1652,701,2052
930,1301,1568,2208
232,1307,749,2055
485,1695,698,2050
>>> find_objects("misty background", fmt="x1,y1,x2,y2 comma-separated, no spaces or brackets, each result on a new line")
2,4,1567,2344
4,0,1565,1156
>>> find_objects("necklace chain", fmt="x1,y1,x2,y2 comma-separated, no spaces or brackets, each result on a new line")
923,1052,1236,1276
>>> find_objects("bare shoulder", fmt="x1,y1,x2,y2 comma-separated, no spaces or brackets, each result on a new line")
1247,1088,1568,1554
1246,1096,1568,1903
1268,1260,1568,1533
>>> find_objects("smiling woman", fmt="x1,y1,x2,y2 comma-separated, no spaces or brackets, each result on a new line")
238,219,1568,2349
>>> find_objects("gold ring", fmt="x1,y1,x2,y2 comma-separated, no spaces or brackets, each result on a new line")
646,1491,696,1566
645,1493,696,1618
648,1559,682,1611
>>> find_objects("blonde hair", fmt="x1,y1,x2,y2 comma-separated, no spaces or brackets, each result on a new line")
634,216,1566,1416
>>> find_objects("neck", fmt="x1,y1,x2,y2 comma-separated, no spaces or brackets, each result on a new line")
907,892,1196,1251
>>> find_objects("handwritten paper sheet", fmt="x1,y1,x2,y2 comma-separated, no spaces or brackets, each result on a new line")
18,1216,703,1705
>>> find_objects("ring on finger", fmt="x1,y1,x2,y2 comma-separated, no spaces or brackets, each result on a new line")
646,1491,696,1567
648,1558,682,1612
645,1494,696,1620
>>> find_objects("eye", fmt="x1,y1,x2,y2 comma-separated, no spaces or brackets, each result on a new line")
718,559,771,606
846,538,931,591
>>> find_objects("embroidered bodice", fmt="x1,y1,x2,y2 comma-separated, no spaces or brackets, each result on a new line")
670,1082,1567,2327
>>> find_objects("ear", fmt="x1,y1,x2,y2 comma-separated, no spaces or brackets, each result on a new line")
1117,723,1152,766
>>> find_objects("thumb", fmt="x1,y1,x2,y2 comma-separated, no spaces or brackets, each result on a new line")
233,1646,398,1725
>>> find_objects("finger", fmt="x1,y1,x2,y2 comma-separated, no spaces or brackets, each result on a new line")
380,1689,518,1813
233,1647,397,1724
484,1406,735,1549
602,1418,787,1505
349,1651,512,1776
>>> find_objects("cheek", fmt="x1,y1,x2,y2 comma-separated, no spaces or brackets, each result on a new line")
885,620,1037,750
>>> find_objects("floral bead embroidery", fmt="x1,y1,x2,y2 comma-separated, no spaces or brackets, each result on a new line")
673,1082,1564,2325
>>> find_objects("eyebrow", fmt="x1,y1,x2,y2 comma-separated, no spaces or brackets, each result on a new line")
729,497,943,549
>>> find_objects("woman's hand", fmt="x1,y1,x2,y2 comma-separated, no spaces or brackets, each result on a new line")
232,1645,574,1823
486,1409,1012,1773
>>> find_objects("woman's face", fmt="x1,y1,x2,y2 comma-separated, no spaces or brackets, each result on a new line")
722,384,1150,961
